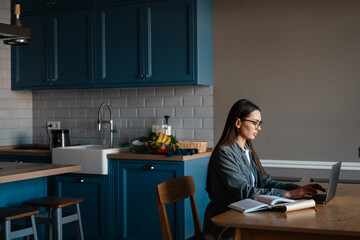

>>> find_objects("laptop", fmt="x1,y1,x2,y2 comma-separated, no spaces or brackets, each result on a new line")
312,161,342,204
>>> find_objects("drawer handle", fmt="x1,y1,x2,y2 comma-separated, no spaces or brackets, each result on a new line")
143,165,154,170
74,178,84,183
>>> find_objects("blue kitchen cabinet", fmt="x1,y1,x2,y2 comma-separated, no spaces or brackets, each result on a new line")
12,0,212,90
96,4,145,86
11,14,49,89
108,156,210,240
12,9,94,90
97,0,213,87
19,0,94,13
54,174,107,240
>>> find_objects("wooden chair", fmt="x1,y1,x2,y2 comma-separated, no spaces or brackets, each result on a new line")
156,176,204,240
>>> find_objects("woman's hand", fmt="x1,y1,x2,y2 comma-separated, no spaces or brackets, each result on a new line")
284,184,326,199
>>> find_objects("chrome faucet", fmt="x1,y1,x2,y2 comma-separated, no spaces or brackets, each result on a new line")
97,102,115,148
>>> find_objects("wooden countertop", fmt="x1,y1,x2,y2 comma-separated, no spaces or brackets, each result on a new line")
0,144,51,157
0,162,81,184
107,151,212,161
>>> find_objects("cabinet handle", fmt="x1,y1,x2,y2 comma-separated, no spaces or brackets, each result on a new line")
137,74,144,78
14,160,23,163
45,78,51,82
143,165,154,170
74,178,84,183
144,75,150,78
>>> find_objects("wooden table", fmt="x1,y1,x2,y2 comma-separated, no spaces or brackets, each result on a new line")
211,184,360,240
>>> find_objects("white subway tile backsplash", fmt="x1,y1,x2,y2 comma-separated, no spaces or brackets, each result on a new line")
195,129,213,140
164,96,182,107
62,99,77,108
4,119,18,128
175,87,194,96
175,107,194,118
103,89,120,98
46,100,61,108
71,109,87,118
129,118,145,128
31,86,214,147
146,97,163,107
183,118,202,128
55,109,71,118
175,129,194,140
195,86,213,96
203,118,214,128
203,96,213,106
77,99,92,108
156,108,175,118
120,88,137,97
138,108,156,118
111,98,127,108
195,107,213,117
183,96,202,107
138,88,155,96
156,87,174,96
121,108,138,118
55,91,72,99
86,89,103,98
128,97,145,107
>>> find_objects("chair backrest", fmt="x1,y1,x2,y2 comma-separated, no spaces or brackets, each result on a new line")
156,176,203,240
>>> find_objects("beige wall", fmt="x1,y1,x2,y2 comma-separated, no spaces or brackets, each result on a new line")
213,0,360,162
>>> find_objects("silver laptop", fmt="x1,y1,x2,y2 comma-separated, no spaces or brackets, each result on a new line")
312,161,342,204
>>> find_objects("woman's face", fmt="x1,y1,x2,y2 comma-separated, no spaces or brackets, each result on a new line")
236,110,262,141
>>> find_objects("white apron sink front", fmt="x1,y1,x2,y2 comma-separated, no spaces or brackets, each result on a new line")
52,145,129,174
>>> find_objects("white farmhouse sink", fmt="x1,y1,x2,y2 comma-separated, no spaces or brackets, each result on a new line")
52,145,129,175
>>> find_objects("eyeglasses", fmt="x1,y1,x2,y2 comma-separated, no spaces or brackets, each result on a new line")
242,119,263,129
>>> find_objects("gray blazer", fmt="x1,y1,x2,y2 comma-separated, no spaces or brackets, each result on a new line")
203,142,299,240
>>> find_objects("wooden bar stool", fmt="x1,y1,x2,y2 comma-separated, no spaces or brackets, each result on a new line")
23,197,84,240
0,207,39,240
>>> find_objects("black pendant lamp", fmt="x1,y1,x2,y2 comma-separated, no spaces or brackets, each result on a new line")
3,1,29,45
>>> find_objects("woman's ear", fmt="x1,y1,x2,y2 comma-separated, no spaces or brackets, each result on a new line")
235,118,241,129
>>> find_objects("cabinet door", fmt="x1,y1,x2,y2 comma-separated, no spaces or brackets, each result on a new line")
115,161,182,240
145,0,195,85
51,9,94,87
55,174,107,240
97,4,145,86
12,14,51,89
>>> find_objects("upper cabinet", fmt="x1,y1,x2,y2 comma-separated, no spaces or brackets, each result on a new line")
12,9,94,90
21,0,94,13
11,0,213,90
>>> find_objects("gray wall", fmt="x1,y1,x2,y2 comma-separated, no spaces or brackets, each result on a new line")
0,0,33,146
213,0,360,162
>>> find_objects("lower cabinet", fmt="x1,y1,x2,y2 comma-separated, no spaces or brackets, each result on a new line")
54,174,107,240
108,157,210,240
54,157,209,240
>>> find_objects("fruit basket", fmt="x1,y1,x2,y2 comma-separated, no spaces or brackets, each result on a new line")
177,141,208,153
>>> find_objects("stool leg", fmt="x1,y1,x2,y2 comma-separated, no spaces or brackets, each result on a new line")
48,208,54,240
31,215,39,240
53,208,63,240
3,220,10,240
74,203,84,240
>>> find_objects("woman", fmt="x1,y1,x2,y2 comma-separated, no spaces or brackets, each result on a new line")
203,99,325,240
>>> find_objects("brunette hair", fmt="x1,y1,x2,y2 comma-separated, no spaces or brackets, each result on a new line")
206,99,266,195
